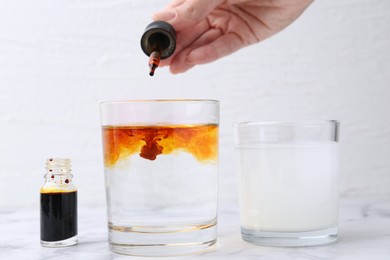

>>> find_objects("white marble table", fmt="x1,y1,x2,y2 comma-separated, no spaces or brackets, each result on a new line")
1,199,390,260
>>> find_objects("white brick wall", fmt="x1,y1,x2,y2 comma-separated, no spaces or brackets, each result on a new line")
1,0,389,208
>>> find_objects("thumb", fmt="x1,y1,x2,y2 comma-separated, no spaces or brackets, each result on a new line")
153,0,224,31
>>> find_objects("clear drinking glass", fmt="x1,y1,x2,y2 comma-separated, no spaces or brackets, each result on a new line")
100,100,219,256
234,120,339,247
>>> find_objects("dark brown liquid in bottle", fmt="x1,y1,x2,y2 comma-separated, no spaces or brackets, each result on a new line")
40,191,77,242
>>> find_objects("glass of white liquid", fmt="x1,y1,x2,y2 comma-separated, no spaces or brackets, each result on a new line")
234,120,339,247
100,100,219,256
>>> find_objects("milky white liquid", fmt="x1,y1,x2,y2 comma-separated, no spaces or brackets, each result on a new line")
237,143,338,232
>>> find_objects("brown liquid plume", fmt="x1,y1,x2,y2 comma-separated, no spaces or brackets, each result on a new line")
102,124,218,167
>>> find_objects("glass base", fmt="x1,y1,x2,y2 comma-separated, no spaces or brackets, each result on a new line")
41,235,78,248
108,220,217,256
241,227,337,247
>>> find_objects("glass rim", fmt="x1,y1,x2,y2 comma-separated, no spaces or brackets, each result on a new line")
235,120,339,128
100,99,219,106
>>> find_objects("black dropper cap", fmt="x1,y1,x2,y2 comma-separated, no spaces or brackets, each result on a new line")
140,21,176,59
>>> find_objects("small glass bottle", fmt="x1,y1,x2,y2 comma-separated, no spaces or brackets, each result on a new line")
140,21,176,76
40,158,78,247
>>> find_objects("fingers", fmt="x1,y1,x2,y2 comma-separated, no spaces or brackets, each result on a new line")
152,0,226,73
168,32,244,73
158,19,210,67
153,0,224,31
187,33,244,65
169,28,223,73
165,0,186,9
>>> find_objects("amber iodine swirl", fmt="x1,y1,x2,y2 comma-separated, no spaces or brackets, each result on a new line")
102,124,218,166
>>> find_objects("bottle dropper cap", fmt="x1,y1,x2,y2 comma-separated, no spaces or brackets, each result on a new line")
140,21,176,76
140,21,176,59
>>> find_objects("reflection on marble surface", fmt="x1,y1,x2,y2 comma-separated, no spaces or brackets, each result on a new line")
1,199,390,260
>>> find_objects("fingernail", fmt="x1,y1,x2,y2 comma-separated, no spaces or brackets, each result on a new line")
152,10,176,22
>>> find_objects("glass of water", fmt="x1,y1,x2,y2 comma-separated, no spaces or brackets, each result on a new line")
234,120,339,247
100,100,219,256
